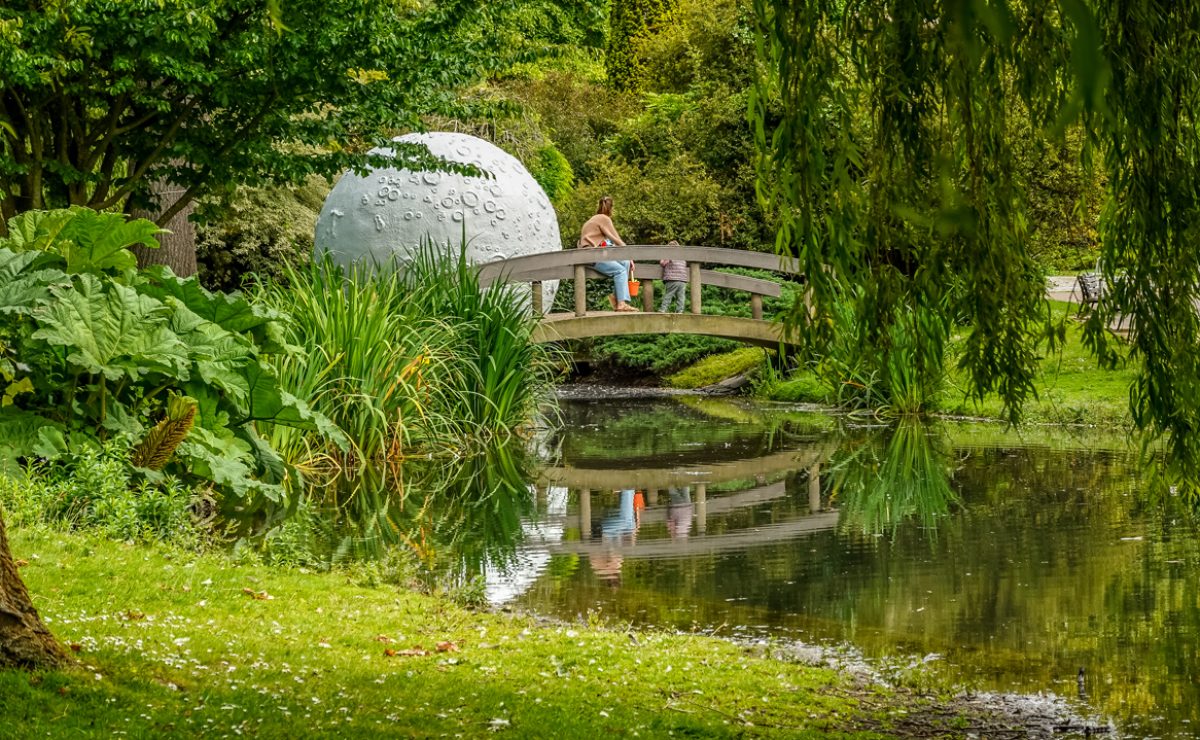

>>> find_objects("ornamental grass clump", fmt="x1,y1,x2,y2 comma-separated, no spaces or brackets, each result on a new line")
256,247,555,469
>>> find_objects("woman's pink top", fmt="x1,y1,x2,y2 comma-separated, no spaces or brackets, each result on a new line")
577,214,625,248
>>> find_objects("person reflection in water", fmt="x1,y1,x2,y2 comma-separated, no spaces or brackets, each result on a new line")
666,486,693,540
592,489,644,587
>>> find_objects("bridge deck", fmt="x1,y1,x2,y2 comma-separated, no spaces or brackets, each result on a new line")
532,311,798,348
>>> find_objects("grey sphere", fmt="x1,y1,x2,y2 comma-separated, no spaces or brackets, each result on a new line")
314,133,562,302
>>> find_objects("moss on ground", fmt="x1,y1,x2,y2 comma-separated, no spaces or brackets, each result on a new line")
665,347,768,389
1,527,992,738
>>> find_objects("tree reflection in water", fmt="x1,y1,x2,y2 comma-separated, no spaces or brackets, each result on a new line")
234,445,536,589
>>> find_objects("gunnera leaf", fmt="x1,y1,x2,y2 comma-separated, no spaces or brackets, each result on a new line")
30,274,190,381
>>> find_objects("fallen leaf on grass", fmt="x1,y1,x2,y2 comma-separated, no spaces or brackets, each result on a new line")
436,641,459,653
14,559,29,568
69,643,82,653
122,610,146,621
374,635,395,644
384,646,429,657
241,588,274,601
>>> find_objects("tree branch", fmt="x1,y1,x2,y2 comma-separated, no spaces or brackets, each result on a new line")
91,97,200,211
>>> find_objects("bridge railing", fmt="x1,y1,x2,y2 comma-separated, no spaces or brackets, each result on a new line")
476,245,803,318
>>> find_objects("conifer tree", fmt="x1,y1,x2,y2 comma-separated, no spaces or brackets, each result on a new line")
606,0,677,91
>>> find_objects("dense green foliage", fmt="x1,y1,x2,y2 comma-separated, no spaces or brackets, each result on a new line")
0,0,516,228
606,0,677,91
0,443,197,546
194,178,327,292
753,0,1200,485
1,210,552,501
0,208,338,502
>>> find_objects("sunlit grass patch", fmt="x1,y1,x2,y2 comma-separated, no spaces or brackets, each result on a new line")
1,528,915,738
937,301,1136,425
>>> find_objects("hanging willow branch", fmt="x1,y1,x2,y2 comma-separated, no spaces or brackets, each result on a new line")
752,0,1072,422
753,0,1200,488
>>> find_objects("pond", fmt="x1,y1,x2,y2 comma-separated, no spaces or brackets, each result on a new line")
501,397,1199,739
255,396,1199,738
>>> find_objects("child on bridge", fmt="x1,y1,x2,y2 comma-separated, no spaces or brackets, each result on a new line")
659,240,687,313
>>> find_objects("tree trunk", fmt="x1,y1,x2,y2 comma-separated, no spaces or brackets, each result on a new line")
0,512,68,669
131,180,198,277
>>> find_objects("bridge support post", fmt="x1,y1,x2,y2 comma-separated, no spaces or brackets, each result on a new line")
531,281,543,315
751,294,763,321
689,263,702,314
641,279,654,312
580,489,591,540
695,483,707,533
808,464,821,512
574,265,587,317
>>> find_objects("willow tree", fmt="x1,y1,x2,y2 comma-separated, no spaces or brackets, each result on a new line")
753,0,1200,488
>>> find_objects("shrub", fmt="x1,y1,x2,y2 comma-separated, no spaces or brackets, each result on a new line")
0,207,343,504
501,73,636,183
1,442,198,546
529,144,576,206
606,0,677,91
194,178,327,292
560,153,723,246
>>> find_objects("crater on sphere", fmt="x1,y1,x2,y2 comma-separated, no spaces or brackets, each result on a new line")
314,132,563,273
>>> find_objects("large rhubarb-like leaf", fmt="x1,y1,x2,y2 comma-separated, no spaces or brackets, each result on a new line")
31,274,189,381
2,207,159,276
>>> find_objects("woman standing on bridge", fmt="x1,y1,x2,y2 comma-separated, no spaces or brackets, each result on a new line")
578,195,638,312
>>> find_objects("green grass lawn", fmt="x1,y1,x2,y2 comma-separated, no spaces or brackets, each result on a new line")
2,526,974,738
754,301,1137,426
936,302,1136,425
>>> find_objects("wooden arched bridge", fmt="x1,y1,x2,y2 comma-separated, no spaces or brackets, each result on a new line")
476,245,805,348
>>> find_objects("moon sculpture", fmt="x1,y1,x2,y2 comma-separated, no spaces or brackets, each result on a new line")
314,132,562,309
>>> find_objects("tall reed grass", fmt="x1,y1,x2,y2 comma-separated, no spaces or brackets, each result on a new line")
813,288,949,417
254,248,557,471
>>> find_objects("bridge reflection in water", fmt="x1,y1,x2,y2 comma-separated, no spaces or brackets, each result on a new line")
486,440,838,604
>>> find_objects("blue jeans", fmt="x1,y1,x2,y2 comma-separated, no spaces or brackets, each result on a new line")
593,260,631,303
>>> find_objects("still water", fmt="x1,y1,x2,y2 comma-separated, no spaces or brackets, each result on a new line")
264,396,1199,737
482,397,1198,739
